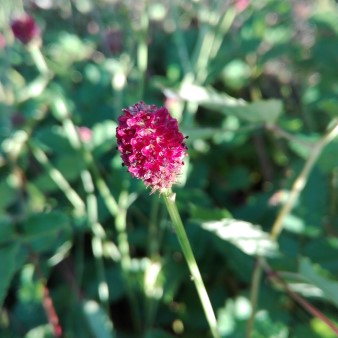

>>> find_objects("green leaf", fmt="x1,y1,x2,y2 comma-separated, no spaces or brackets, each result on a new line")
200,219,279,257
34,126,73,154
24,325,54,338
226,166,251,191
174,83,283,123
0,243,25,307
218,296,251,336
288,134,318,159
0,217,17,244
190,205,231,221
318,139,338,173
221,59,251,90
48,33,94,65
82,299,115,338
105,266,125,301
299,258,338,309
311,317,338,338
33,151,86,192
225,100,283,124
303,238,338,273
90,120,117,157
252,310,289,338
21,211,71,253
144,329,175,338
0,175,18,211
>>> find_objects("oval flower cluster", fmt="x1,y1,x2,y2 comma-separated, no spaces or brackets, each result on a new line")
116,102,187,193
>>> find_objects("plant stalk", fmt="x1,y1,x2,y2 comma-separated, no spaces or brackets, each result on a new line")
162,190,220,338
246,119,338,338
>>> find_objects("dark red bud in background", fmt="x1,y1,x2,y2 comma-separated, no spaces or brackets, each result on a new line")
10,14,40,45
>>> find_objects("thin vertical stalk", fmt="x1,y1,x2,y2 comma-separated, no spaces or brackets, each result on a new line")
270,119,338,240
137,0,149,99
28,44,50,75
261,258,338,335
170,2,193,75
31,254,62,338
115,189,142,331
246,119,338,338
81,170,110,313
59,113,141,329
163,190,220,338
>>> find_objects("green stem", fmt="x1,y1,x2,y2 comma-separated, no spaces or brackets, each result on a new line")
162,190,220,338
28,44,50,76
261,258,338,336
245,258,263,338
115,189,142,331
246,119,338,338
59,114,140,329
81,170,110,313
270,119,338,240
29,142,85,215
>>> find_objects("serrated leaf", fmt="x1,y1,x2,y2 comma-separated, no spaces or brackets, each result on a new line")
82,300,115,338
299,258,338,309
200,219,279,257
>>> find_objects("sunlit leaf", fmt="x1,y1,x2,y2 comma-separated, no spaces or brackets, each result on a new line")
173,83,283,123
299,258,338,309
200,219,279,257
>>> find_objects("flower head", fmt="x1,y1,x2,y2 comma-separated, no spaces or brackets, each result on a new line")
10,14,40,45
116,102,187,193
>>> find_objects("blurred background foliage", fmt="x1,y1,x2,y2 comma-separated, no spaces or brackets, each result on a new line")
1,0,338,337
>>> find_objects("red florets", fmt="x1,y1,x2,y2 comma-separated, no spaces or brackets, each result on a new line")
11,14,40,45
116,102,187,193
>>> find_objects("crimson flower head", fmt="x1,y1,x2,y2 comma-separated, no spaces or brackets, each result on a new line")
10,14,40,45
116,102,187,193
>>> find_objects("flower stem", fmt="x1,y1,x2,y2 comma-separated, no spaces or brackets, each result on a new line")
28,44,50,76
162,190,220,338
246,118,338,338
29,141,85,215
270,118,338,241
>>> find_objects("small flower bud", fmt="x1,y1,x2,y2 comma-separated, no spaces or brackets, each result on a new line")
10,14,40,45
77,127,92,143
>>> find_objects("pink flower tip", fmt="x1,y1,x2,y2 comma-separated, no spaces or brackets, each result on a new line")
234,0,249,12
116,101,188,194
10,14,40,45
77,127,92,143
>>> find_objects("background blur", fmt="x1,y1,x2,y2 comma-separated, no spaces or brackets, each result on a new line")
1,0,338,337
